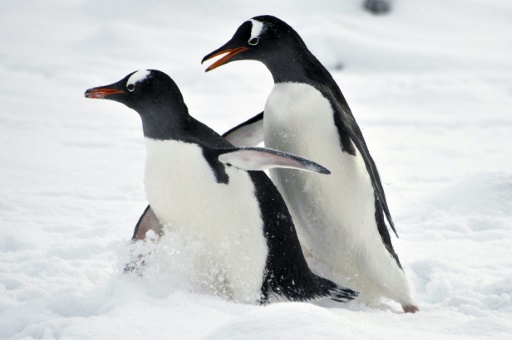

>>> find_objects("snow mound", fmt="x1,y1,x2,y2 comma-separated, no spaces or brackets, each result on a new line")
432,173,512,216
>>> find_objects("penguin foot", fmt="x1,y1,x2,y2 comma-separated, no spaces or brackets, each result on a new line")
402,305,419,313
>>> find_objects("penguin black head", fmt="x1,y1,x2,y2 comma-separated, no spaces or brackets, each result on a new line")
85,70,185,112
202,15,306,72
85,70,191,140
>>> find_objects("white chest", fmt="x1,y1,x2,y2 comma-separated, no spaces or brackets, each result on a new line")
263,83,415,307
143,138,268,302
263,82,376,257
264,82,339,156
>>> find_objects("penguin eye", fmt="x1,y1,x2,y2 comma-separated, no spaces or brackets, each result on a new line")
248,37,259,46
127,84,135,92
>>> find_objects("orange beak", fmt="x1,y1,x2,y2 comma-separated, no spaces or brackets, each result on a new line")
202,47,248,72
85,88,124,99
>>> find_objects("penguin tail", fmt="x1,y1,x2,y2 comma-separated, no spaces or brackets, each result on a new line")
263,270,358,303
314,274,359,303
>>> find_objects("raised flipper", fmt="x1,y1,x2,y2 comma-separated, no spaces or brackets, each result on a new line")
132,205,163,241
216,146,330,174
222,112,264,147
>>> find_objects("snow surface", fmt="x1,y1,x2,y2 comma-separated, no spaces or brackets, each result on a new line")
1,0,512,338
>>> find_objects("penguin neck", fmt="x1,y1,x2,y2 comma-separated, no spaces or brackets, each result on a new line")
263,45,343,100
138,99,192,141
264,46,324,85
264,47,349,110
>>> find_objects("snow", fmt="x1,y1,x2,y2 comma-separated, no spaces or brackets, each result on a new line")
1,0,511,338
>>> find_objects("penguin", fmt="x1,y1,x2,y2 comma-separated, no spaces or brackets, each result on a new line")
202,15,418,313
84,69,358,304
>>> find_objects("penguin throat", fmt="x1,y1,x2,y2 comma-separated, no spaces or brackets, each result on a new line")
264,54,311,84
139,108,191,141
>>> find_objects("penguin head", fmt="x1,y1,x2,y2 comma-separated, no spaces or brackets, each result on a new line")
85,70,191,139
202,15,302,71
85,69,185,113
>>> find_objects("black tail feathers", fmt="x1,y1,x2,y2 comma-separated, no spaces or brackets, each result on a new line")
306,273,359,303
261,270,358,304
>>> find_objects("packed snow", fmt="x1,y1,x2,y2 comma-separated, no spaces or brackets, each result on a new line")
1,0,512,338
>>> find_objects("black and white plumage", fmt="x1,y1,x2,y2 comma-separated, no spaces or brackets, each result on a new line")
84,69,357,304
202,16,418,312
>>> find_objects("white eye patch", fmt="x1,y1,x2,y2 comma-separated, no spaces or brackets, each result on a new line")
126,69,151,91
249,19,264,43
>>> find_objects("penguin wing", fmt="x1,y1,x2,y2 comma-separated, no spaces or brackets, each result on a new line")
332,99,398,237
216,146,330,174
222,112,264,147
131,205,163,241
345,123,397,237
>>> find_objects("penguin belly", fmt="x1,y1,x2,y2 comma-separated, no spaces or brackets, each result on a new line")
264,82,415,307
143,138,268,303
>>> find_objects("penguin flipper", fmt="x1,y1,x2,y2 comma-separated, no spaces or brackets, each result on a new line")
131,205,163,241
222,112,264,147
331,99,398,238
217,146,330,174
343,123,398,238
125,205,163,274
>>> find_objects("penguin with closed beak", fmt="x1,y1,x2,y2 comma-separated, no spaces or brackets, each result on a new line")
85,69,358,304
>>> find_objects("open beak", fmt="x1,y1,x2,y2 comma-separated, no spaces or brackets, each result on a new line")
84,87,124,99
202,47,248,72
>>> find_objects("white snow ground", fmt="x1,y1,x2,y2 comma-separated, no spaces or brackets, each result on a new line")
1,0,512,338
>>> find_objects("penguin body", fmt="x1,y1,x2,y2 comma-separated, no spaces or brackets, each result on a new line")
144,138,268,302
265,82,412,308
203,16,418,312
85,70,357,304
